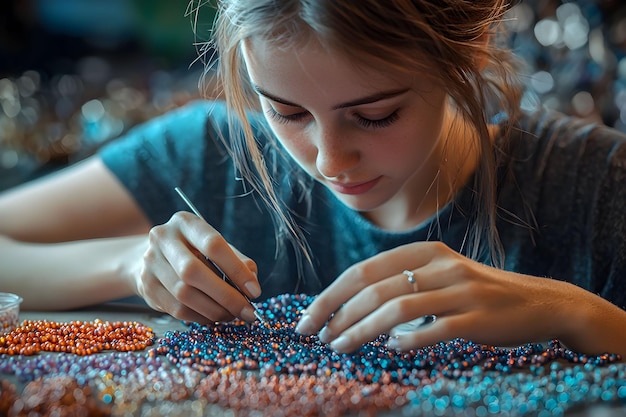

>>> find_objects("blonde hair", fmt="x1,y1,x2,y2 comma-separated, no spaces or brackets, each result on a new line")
198,0,524,267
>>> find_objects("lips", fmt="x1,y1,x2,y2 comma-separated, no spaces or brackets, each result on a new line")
327,176,382,195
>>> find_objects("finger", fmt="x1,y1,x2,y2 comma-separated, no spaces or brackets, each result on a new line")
332,264,455,329
297,243,451,335
389,314,438,336
295,258,404,335
139,255,241,323
386,318,446,351
139,263,231,323
149,281,228,324
326,294,422,353
148,224,256,321
229,245,261,298
390,309,551,350
329,286,463,353
175,212,261,298
385,314,486,351
298,253,455,336
317,270,422,343
167,253,257,321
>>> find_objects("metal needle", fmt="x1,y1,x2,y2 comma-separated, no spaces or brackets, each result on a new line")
174,187,270,328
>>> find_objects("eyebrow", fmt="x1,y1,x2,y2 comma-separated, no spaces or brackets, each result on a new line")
251,84,410,110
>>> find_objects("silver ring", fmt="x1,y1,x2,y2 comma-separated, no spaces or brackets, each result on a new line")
402,270,418,293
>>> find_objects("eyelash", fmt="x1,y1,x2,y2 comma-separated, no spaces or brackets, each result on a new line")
265,106,400,129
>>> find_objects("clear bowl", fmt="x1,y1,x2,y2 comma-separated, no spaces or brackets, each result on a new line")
0,292,23,334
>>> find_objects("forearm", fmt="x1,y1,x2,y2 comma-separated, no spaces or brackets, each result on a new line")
0,234,148,311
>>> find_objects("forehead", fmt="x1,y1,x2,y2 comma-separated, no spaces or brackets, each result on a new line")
241,36,414,100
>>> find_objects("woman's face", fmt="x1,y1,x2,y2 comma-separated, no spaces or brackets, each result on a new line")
242,37,451,229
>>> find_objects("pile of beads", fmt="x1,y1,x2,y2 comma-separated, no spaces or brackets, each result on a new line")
0,319,155,355
402,362,626,416
0,353,202,416
0,352,197,416
0,350,167,383
0,349,411,417
0,293,625,417
2,349,625,417
194,371,411,417
0,380,17,413
7,375,110,417
148,293,626,416
155,294,620,382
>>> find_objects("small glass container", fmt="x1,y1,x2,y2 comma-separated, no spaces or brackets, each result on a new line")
0,292,23,334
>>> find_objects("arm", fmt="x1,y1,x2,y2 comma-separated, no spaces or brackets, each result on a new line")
0,156,152,309
0,234,147,310
1,101,265,319
0,155,262,321
0,157,151,243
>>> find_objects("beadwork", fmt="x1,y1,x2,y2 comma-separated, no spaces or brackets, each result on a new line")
0,293,625,417
155,294,621,380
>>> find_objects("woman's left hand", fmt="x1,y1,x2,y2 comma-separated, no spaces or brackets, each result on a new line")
294,241,619,354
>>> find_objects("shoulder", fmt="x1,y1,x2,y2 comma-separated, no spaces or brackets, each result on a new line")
100,100,269,161
499,110,626,182
509,110,626,157
495,110,626,235
96,100,274,225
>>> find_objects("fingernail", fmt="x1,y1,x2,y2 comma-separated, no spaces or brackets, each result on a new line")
318,326,334,344
330,335,350,352
295,314,315,335
245,281,261,298
240,306,257,322
386,335,401,351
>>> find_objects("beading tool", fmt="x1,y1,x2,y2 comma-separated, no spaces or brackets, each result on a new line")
175,187,270,328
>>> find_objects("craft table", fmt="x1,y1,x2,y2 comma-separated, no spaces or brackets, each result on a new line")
1,298,626,417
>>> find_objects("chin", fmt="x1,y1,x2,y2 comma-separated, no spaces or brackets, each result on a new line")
332,193,387,213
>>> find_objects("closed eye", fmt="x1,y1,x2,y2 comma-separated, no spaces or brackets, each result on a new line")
265,104,401,129
265,106,309,124
354,110,400,129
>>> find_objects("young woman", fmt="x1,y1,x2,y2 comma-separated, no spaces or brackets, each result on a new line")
1,0,625,357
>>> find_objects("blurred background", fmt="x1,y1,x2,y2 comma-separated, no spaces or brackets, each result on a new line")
1,0,626,191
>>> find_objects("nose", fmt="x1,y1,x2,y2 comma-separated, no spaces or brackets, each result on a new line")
314,125,360,180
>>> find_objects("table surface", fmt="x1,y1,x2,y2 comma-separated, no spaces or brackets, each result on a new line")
2,303,625,417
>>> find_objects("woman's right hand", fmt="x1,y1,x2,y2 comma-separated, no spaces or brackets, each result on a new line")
138,211,261,324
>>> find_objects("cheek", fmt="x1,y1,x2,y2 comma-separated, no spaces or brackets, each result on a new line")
266,121,316,168
375,121,443,166
401,102,447,154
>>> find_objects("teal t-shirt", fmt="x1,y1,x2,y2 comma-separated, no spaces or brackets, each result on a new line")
100,100,626,308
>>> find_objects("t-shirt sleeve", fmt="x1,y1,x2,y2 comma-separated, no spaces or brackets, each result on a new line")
99,100,239,226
